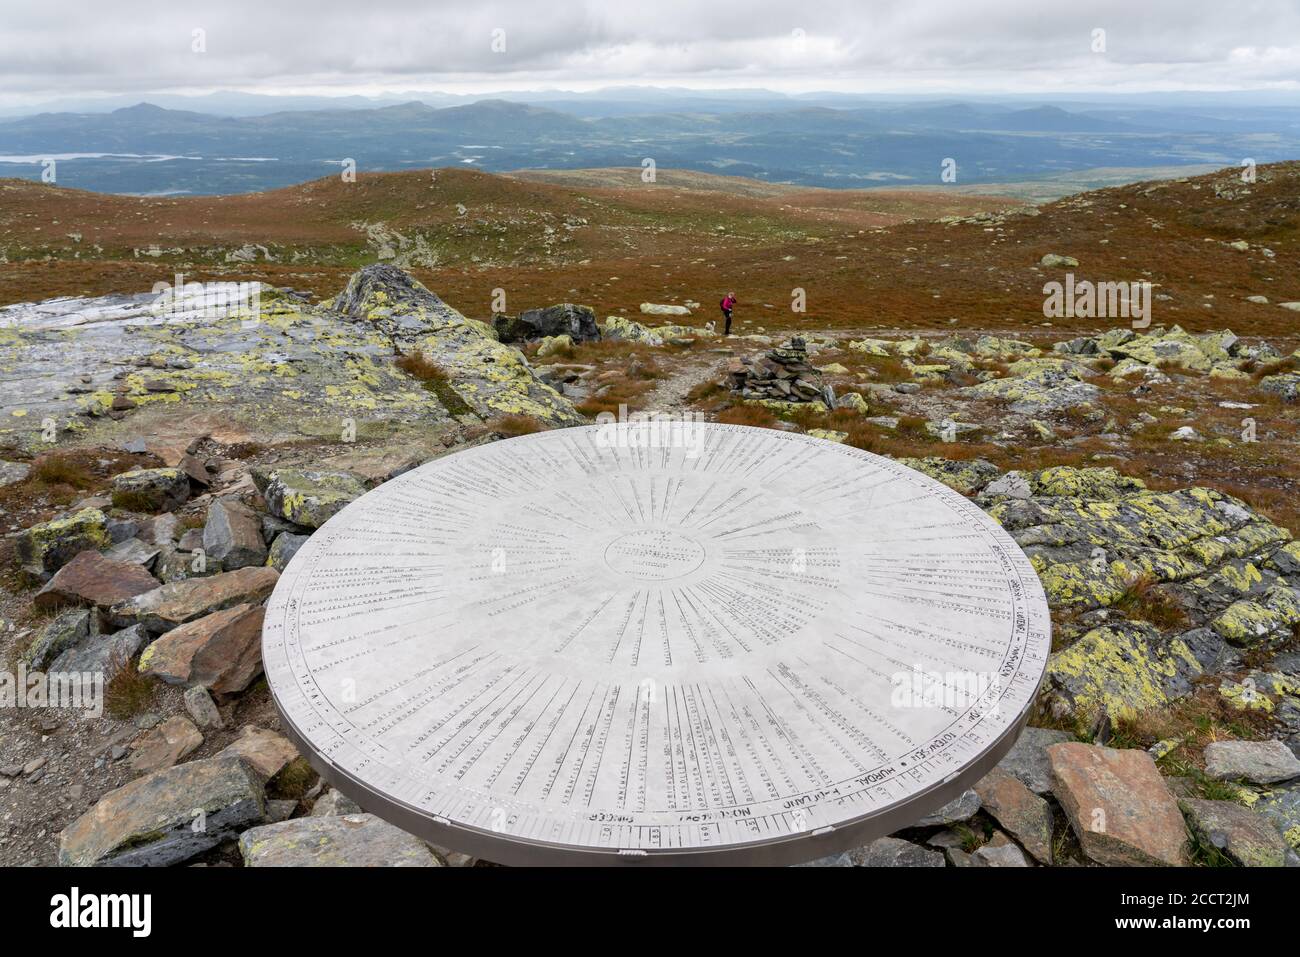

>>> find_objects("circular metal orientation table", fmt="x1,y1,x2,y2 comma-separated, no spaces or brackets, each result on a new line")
263,422,1051,865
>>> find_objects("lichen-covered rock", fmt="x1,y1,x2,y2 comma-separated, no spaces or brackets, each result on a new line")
1259,372,1300,402
202,499,268,569
110,467,190,512
1257,784,1300,849
333,264,582,426
960,366,1100,414
266,532,309,571
239,814,442,867
1180,798,1295,867
23,608,93,670
15,507,110,578
602,315,662,345
58,754,266,866
110,565,278,633
894,456,1001,495
255,467,365,529
1046,623,1203,720
1211,586,1300,646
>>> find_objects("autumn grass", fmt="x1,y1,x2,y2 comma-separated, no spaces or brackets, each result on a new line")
104,661,157,720
1111,572,1191,632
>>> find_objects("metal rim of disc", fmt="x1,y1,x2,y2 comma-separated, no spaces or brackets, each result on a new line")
263,422,1051,866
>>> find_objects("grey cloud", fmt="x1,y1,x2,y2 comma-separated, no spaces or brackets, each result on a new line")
1,0,1298,102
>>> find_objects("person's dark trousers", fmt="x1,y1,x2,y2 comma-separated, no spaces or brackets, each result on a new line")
723,310,732,334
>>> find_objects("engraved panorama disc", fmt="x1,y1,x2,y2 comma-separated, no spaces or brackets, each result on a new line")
262,422,1051,865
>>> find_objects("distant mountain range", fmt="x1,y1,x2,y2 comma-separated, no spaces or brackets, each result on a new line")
1,93,1297,195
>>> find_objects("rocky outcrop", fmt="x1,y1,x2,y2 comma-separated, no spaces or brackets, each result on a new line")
0,265,580,456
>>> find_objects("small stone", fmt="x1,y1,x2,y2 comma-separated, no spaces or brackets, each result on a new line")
265,799,298,823
848,837,945,867
312,788,363,816
1040,253,1080,268
128,715,203,773
971,842,1031,867
1204,740,1300,785
23,757,47,776
973,769,1054,863
183,685,225,729
916,789,981,826
105,537,161,567
239,814,443,867
996,727,1075,794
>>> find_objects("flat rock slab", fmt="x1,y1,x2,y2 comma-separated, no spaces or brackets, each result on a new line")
128,715,203,773
238,814,442,867
111,565,278,633
59,754,266,866
34,550,158,611
973,768,1054,864
1180,798,1295,867
138,602,265,693
1204,740,1300,785
1048,743,1188,866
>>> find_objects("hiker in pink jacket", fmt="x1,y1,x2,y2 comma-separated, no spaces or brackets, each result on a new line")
719,292,737,335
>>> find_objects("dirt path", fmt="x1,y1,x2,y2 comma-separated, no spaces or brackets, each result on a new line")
642,345,734,414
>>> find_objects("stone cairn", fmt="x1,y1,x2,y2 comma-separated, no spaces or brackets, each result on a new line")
727,337,834,405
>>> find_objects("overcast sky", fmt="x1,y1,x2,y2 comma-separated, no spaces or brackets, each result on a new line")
3,0,1298,108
